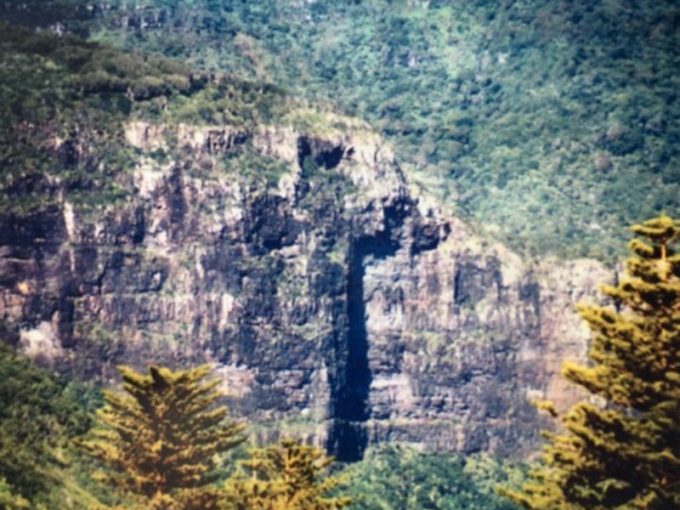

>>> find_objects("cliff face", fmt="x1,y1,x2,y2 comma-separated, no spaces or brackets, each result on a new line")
0,111,610,460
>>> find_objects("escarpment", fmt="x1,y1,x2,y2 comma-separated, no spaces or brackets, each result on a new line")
0,112,610,461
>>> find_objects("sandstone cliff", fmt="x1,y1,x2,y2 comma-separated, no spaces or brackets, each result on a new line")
0,109,611,460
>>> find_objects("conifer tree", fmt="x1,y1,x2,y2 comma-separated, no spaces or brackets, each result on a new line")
223,438,350,510
82,365,245,510
505,214,680,509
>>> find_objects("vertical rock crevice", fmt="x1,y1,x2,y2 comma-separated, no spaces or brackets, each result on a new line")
329,205,403,462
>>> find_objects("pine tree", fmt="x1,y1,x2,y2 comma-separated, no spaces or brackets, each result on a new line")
505,215,680,509
223,438,351,510
82,365,245,510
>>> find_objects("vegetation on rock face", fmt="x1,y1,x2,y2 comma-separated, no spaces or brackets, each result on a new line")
0,0,95,36
0,22,291,215
2,1,678,256
224,438,351,510
78,0,680,260
504,215,680,509
0,22,178,213
81,365,246,509
0,2,679,509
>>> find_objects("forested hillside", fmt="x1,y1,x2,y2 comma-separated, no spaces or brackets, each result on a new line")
0,1,678,509
3,0,679,257
0,20,296,215
74,0,680,260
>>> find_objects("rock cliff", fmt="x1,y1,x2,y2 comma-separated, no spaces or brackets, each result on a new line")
0,110,611,460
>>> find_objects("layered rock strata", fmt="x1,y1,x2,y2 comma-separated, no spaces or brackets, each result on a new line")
0,113,610,460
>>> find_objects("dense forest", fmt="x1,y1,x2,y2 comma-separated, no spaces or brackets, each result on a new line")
85,0,680,260
0,1,678,509
4,0,680,258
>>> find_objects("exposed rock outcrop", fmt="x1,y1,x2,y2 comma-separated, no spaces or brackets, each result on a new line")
0,112,611,460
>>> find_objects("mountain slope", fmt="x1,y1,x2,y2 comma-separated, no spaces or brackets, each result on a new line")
82,0,680,260
0,22,614,462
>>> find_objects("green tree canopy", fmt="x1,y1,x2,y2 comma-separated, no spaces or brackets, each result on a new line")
505,214,680,509
0,477,30,510
82,365,245,510
0,343,92,501
341,445,519,510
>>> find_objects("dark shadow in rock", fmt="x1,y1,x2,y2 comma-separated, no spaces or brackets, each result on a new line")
329,205,403,462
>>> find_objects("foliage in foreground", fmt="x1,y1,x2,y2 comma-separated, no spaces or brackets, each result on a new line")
505,215,680,509
81,365,246,510
224,438,350,510
0,352,357,509
341,445,519,510
0,357,518,510
0,477,30,510
0,342,96,506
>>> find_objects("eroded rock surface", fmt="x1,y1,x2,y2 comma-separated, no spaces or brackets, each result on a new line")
0,114,611,460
